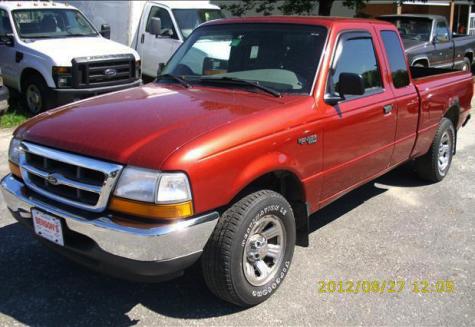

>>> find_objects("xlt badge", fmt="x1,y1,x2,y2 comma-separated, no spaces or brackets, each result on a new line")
298,134,318,145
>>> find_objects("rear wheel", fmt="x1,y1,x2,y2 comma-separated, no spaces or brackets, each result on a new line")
415,118,455,182
201,190,296,307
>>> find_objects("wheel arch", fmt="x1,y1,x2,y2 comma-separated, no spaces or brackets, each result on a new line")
230,168,310,247
20,67,50,93
412,57,429,67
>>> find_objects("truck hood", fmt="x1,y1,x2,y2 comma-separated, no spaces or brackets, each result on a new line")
15,83,301,168
401,38,426,52
22,37,140,66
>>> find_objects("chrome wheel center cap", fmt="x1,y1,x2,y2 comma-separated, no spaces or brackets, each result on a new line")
247,234,268,262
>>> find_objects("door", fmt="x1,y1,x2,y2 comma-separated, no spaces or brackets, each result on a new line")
378,29,420,166
0,9,17,87
431,20,454,67
136,4,182,78
320,30,397,202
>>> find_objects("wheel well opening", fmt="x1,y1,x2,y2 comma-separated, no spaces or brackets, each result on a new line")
445,106,460,129
20,68,44,92
465,52,473,64
413,59,428,67
232,171,309,247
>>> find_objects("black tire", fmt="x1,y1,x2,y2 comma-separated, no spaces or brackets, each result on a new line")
202,190,296,307
461,57,471,72
415,117,455,182
22,74,53,114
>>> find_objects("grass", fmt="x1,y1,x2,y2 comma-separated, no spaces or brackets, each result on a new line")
0,97,32,129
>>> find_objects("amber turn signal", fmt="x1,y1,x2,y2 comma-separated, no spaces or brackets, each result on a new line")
108,196,194,220
9,161,22,179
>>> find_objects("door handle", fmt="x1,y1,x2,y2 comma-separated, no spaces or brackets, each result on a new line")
383,104,393,115
141,33,145,44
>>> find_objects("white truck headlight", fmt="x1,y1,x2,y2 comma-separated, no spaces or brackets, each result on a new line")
8,138,22,165
113,167,192,204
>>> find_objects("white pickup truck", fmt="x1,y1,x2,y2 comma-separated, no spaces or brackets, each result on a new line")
0,1,141,114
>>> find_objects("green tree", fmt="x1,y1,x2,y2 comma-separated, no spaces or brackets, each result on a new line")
220,0,368,17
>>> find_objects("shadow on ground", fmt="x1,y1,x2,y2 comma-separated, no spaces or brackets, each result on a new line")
0,165,427,326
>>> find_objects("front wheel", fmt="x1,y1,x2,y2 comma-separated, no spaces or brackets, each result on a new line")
415,117,455,182
461,57,471,72
23,75,52,114
201,190,296,306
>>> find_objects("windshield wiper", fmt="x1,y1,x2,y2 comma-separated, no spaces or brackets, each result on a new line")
156,74,191,88
199,76,282,97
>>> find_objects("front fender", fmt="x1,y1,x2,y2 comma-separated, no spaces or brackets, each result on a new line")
230,151,303,199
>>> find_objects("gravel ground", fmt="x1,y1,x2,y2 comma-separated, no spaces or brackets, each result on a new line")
0,114,473,326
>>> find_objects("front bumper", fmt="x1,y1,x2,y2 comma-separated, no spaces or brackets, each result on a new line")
52,79,142,104
0,86,9,112
1,174,219,281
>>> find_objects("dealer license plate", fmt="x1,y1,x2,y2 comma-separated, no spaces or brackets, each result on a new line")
32,209,64,246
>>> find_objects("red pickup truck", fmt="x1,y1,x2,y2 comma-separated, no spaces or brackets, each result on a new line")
1,17,472,306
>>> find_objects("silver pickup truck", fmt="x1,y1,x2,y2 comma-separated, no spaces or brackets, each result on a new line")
379,14,475,71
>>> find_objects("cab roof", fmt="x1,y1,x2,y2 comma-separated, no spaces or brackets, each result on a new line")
0,1,76,11
150,1,220,10
202,15,395,29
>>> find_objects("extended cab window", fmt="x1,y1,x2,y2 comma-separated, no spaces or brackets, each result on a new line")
381,30,410,88
328,32,382,99
0,10,13,35
146,6,177,39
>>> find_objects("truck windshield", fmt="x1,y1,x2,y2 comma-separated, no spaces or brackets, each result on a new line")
380,17,432,42
172,9,224,39
12,9,97,39
162,23,327,95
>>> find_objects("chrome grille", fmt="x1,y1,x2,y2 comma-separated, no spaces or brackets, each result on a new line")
19,142,123,212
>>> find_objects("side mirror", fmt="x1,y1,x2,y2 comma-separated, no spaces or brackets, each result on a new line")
324,72,365,105
339,72,365,97
0,34,14,47
100,24,111,39
150,17,161,36
157,62,165,76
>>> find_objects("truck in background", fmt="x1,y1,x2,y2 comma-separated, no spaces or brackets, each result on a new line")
0,1,141,114
379,14,475,71
71,1,224,78
0,68,9,113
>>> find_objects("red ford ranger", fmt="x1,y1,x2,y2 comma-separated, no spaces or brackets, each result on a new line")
1,17,472,306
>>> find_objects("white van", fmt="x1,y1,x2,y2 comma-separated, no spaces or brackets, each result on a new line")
72,1,224,78
0,1,141,114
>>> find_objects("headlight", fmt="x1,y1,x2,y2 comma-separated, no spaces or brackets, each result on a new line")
52,66,72,88
135,60,141,79
113,166,160,202
113,166,192,204
8,138,22,165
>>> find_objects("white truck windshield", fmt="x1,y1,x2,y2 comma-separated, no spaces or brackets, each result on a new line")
12,9,97,39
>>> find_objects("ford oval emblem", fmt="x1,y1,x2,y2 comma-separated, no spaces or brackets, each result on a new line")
104,68,117,78
46,174,59,186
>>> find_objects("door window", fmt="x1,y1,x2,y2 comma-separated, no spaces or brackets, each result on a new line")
0,10,13,36
435,21,450,42
328,32,383,99
381,30,410,88
146,6,177,39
